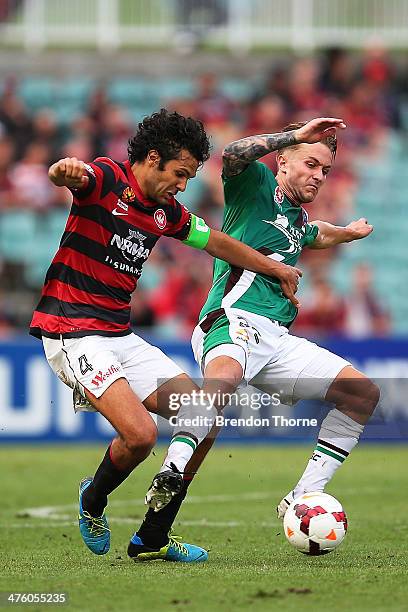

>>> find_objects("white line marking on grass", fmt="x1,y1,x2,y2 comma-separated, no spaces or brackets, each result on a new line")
10,485,373,529
3,519,277,529
4,522,77,529
16,491,275,522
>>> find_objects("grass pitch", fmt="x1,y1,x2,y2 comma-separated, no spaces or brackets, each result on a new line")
1,444,407,611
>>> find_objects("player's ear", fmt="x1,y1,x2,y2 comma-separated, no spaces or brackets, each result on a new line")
147,150,161,167
277,153,287,174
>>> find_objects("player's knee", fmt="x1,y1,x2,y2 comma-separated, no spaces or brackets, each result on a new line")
364,379,380,414
124,423,157,458
349,378,380,417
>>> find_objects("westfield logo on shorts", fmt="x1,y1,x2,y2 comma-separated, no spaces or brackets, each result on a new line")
91,364,121,387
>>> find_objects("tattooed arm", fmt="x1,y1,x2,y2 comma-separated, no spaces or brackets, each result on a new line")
222,131,297,178
222,117,346,178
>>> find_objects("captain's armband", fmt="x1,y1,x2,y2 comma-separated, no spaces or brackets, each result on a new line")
182,214,211,249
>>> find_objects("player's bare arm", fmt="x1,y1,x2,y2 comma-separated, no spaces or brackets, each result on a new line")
205,229,302,307
222,131,297,178
222,117,346,178
309,218,373,249
48,157,89,189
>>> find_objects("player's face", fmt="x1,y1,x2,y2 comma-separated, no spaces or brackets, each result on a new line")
278,143,333,204
146,149,199,205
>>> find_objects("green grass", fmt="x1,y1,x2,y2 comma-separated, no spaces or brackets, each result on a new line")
1,445,407,611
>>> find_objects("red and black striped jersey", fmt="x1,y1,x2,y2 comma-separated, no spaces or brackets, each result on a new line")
30,157,192,339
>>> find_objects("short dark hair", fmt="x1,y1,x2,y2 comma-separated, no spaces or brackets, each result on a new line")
128,108,211,169
278,121,337,158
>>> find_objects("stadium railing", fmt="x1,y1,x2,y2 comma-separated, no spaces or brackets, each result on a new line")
1,0,408,50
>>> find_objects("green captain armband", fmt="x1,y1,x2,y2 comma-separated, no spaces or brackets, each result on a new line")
183,214,211,249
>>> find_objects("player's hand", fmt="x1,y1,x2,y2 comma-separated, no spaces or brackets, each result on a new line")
345,218,373,241
274,264,303,308
48,157,89,188
294,117,346,145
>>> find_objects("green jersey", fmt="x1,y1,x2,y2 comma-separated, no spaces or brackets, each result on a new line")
199,161,318,325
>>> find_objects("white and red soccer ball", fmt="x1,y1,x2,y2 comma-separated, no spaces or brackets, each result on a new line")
283,492,348,555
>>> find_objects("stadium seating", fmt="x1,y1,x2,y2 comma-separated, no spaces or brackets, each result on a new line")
15,76,253,122
18,77,56,110
0,71,407,335
331,137,408,333
0,211,38,264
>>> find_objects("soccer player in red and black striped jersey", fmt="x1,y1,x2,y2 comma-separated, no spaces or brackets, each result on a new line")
30,109,301,562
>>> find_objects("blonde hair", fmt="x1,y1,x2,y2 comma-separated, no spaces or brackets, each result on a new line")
277,121,337,158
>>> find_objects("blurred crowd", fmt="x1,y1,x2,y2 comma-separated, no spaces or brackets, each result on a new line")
0,46,401,338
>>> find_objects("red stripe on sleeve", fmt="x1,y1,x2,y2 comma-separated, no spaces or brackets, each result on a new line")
164,200,192,238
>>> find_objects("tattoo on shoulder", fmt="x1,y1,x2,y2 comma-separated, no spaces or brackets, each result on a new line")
222,131,297,177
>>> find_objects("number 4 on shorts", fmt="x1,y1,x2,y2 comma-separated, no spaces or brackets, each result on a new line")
79,354,93,375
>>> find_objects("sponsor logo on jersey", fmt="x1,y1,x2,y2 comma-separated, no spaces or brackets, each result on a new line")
110,229,150,262
112,209,127,216
122,186,136,203
104,256,143,276
271,214,289,229
154,208,167,230
112,199,129,216
262,214,303,255
91,364,121,387
274,186,284,207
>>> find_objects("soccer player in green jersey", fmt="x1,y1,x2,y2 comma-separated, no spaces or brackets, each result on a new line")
133,117,379,556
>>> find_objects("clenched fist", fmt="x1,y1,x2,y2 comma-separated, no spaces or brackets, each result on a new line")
48,157,89,189
345,218,374,241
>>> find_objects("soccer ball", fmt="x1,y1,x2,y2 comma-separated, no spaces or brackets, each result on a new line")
283,492,348,555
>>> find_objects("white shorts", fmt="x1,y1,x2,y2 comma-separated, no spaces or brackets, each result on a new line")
43,332,184,412
191,308,350,406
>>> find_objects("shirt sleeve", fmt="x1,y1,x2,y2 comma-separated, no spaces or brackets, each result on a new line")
300,209,319,245
222,161,265,210
69,157,116,203
163,200,192,241
303,223,319,245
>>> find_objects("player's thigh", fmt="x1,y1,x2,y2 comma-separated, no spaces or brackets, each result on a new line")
119,333,186,418
191,317,247,375
143,373,202,420
192,320,248,405
204,355,243,403
85,377,157,446
250,335,350,405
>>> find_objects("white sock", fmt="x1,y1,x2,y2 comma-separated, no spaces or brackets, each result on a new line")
293,408,364,498
160,437,198,474
161,392,216,473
